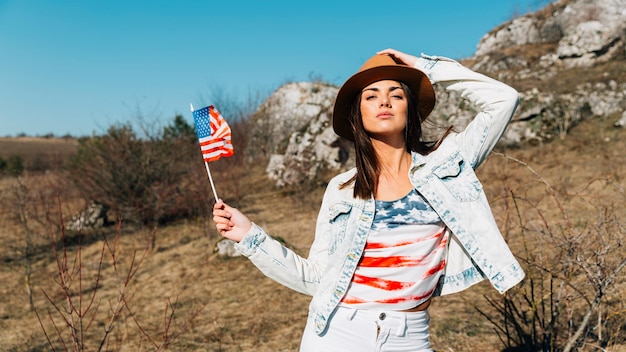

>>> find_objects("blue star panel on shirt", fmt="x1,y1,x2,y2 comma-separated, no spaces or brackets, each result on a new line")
372,189,441,231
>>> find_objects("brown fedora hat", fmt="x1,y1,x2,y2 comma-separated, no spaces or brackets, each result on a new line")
332,54,435,141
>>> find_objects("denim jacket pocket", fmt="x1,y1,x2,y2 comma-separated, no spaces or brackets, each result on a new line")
433,154,483,202
327,202,353,255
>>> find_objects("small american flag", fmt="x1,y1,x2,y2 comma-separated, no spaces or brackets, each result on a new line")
192,105,234,162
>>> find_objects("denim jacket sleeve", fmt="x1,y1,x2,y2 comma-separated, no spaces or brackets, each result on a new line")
414,54,520,169
412,54,525,295
234,222,322,296
233,174,348,296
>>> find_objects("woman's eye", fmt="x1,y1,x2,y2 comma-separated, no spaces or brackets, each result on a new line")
365,95,376,100
392,94,404,99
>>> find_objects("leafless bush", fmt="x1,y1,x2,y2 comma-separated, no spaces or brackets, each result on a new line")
66,121,206,228
35,214,204,351
0,173,71,311
478,153,626,352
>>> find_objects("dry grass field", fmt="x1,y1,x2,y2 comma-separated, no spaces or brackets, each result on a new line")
0,114,625,351
0,137,78,157
0,137,78,172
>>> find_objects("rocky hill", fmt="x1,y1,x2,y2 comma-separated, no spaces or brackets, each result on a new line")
248,0,626,187
467,0,626,144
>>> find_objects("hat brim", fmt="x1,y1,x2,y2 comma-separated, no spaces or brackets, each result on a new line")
332,65,435,141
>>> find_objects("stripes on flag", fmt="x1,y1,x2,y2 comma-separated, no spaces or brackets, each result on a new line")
192,105,234,162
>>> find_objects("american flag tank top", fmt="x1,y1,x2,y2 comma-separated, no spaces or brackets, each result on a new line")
340,189,448,310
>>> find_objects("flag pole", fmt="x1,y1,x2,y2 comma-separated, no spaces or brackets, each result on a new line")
191,103,220,203
204,161,219,202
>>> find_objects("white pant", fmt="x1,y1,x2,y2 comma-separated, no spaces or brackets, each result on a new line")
300,306,433,352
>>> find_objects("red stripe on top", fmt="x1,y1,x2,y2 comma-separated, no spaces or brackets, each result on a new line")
423,259,447,279
358,255,428,268
373,288,436,305
342,288,436,305
352,273,414,291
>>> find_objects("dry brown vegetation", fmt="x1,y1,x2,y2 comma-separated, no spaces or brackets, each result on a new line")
0,137,78,172
0,112,625,351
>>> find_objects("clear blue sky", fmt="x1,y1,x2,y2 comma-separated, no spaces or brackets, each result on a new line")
0,0,544,137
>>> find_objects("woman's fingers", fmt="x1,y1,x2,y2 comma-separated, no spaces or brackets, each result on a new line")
211,199,251,242
213,199,234,230
376,48,417,67
377,48,400,55
213,207,231,220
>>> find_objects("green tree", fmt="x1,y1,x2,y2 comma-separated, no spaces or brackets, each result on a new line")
6,155,24,177
163,114,195,140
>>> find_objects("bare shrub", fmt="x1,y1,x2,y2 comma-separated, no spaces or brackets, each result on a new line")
0,173,74,311
35,216,205,351
478,153,626,352
66,119,205,228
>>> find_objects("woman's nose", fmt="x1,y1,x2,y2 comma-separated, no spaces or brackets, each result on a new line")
380,98,390,107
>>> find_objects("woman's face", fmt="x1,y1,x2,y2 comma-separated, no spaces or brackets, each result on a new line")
359,80,408,141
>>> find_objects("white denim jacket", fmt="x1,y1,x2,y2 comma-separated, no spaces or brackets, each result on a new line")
235,54,525,335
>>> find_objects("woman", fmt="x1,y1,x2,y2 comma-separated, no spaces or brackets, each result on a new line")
213,48,525,351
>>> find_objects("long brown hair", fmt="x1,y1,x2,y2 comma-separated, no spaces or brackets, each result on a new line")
340,82,451,199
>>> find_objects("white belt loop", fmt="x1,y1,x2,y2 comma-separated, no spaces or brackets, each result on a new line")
395,312,408,336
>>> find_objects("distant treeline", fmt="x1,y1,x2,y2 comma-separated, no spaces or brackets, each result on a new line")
3,132,76,139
